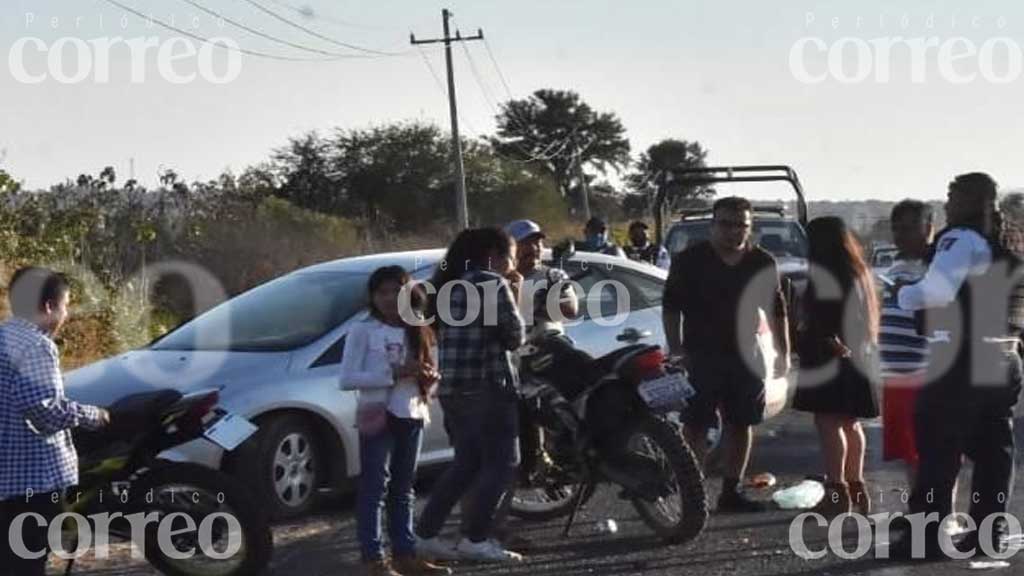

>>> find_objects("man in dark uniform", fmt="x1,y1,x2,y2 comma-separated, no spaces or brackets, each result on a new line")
892,172,1024,560
624,221,670,269
577,217,626,258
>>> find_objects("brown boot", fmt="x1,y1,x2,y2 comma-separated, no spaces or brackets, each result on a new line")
848,481,872,516
813,481,851,519
361,559,402,576
391,557,452,576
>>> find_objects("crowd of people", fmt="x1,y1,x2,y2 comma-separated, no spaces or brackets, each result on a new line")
2,171,1023,575
343,172,1022,573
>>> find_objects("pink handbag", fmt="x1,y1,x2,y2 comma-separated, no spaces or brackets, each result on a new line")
356,403,389,436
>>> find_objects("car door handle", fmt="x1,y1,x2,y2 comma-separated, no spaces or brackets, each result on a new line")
617,328,652,342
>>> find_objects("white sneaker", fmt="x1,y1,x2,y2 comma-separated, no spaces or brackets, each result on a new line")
455,538,525,562
942,517,970,537
416,536,460,561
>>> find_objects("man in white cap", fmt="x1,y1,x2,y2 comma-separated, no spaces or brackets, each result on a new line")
504,219,579,337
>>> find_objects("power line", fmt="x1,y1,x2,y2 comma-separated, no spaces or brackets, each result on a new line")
264,0,402,33
241,0,409,56
459,38,501,114
100,0,349,61
177,0,371,58
461,47,577,164
453,33,575,164
452,23,565,160
415,45,480,137
483,36,515,101
465,52,578,162
456,39,555,164
417,45,564,167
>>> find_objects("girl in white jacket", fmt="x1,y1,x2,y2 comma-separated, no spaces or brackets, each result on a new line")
340,266,449,576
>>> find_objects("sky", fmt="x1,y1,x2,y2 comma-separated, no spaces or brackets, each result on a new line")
2,0,1024,201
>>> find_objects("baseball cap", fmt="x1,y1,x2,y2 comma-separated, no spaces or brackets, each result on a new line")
505,219,545,242
585,217,607,231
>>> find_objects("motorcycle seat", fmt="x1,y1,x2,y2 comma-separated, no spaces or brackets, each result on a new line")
592,344,660,375
75,390,183,454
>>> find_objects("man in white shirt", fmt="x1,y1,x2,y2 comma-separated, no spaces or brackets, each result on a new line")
891,173,1024,560
505,219,579,338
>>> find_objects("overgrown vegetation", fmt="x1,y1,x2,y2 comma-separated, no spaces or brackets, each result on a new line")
2,89,713,368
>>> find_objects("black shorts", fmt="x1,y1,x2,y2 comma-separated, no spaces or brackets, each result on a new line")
687,355,766,428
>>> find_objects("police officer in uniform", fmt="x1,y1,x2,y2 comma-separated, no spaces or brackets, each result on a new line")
892,172,1024,559
624,221,671,269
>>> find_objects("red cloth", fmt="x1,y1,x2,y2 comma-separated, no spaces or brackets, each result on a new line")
882,374,924,466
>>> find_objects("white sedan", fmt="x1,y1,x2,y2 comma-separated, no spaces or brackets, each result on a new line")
66,249,787,519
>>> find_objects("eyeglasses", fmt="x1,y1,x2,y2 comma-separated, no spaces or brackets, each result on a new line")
712,219,751,230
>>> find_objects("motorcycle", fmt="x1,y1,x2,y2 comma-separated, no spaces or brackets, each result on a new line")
509,334,708,545
67,388,273,576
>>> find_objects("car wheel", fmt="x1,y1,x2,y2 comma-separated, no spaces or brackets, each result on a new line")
237,415,321,520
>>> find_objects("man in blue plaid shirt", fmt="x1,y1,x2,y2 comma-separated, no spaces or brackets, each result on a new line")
1,267,109,576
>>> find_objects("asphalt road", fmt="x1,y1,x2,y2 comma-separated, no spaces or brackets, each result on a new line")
65,411,1024,576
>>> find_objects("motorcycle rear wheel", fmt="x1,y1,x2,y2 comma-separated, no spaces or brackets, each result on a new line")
626,417,708,545
508,425,594,521
509,481,595,521
127,462,273,576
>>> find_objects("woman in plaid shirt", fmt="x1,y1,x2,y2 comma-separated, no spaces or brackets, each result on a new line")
414,228,527,564
1,268,109,576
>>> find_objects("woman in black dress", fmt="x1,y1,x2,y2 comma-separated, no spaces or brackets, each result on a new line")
793,217,881,517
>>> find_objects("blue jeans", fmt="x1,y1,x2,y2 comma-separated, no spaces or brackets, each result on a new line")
356,413,424,561
416,392,520,542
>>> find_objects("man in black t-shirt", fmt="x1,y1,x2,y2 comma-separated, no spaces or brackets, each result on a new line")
662,196,790,513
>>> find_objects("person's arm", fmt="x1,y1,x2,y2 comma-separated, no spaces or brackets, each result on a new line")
662,307,683,356
656,246,671,270
552,269,579,320
339,325,394,390
13,342,107,434
662,252,687,356
898,231,992,311
495,276,527,351
766,264,791,377
767,263,791,360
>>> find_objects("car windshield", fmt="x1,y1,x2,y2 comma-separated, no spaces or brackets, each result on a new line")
873,249,898,268
152,271,369,352
666,220,808,259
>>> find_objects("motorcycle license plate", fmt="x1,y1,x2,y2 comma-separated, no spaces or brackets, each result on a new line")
638,372,696,411
203,409,258,451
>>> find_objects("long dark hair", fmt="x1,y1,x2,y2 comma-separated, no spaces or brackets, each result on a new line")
806,217,880,343
367,266,436,394
933,172,1013,260
428,227,515,321
431,227,514,287
949,172,998,235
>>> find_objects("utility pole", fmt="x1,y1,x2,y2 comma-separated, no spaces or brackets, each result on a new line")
411,9,483,230
573,138,596,221
574,149,591,222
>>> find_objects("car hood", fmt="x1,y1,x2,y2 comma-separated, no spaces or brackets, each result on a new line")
65,349,291,406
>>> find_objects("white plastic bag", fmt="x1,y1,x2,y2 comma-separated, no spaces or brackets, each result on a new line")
772,480,825,510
